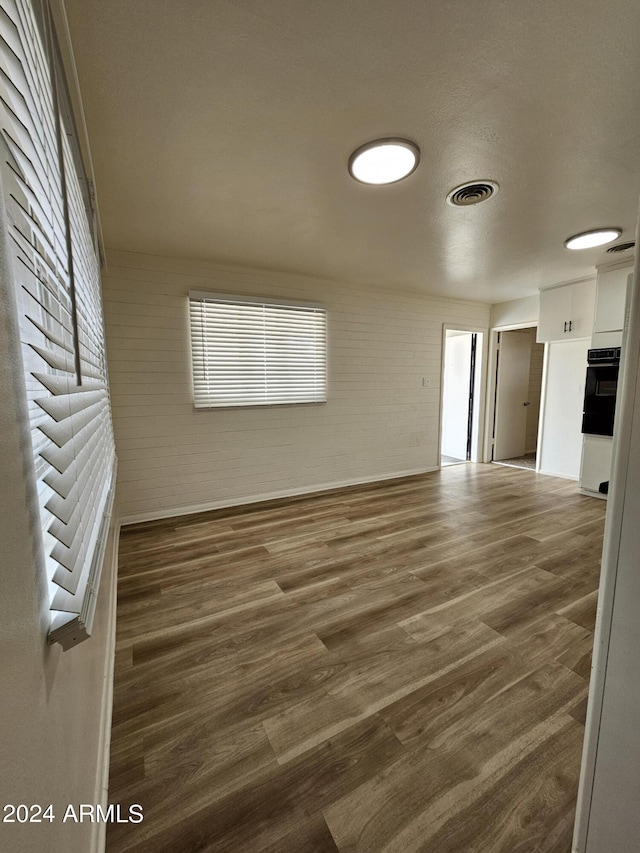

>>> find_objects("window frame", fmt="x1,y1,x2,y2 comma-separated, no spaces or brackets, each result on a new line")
188,290,328,410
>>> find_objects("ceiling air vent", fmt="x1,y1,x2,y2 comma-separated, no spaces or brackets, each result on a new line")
606,241,635,254
447,180,499,207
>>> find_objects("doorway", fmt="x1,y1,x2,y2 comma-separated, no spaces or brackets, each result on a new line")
440,329,483,466
492,327,544,470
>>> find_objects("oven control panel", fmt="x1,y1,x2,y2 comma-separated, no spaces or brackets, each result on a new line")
587,347,621,364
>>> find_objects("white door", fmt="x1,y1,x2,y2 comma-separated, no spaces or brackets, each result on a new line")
493,330,532,461
441,333,472,460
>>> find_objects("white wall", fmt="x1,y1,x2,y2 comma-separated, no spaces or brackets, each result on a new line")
441,332,472,459
0,192,118,853
102,250,491,522
491,294,539,328
538,338,589,479
573,229,640,853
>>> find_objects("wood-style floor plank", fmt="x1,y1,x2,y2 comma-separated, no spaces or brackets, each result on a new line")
107,463,606,853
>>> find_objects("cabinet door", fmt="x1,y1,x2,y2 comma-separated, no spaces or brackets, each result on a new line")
580,434,613,494
538,338,590,478
594,268,631,333
567,278,596,338
537,286,572,342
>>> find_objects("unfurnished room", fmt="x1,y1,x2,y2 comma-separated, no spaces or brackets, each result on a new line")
1,2,640,852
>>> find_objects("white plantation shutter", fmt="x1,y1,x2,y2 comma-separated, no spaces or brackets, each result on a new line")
0,0,116,648
189,292,327,407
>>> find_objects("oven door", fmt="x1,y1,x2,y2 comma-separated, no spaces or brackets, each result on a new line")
582,364,619,436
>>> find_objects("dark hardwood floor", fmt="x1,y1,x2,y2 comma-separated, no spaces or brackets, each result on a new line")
107,463,606,853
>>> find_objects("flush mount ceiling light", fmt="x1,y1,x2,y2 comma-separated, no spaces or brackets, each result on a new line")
564,228,622,250
348,138,420,185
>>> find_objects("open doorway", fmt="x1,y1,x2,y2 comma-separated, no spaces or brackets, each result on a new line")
492,327,544,470
440,329,483,466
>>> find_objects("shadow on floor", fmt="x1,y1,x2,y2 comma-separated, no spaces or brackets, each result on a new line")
493,452,536,471
441,455,466,467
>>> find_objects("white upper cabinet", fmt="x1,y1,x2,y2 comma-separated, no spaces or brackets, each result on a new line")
537,279,596,343
537,285,571,342
593,266,632,334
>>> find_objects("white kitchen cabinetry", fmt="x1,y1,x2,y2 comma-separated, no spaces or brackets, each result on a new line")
580,434,613,498
538,338,590,480
593,266,632,334
537,279,596,343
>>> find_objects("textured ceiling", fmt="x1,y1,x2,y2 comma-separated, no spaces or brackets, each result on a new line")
63,0,640,302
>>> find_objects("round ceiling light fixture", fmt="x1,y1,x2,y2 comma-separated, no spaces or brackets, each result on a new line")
564,228,622,250
348,138,420,185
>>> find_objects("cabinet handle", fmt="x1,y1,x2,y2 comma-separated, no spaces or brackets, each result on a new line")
564,321,568,333
569,320,573,332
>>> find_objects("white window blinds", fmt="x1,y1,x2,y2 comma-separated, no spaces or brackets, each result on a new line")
189,292,327,408
0,0,116,648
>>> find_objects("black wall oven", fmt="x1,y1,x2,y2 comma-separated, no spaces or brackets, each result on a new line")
582,347,621,437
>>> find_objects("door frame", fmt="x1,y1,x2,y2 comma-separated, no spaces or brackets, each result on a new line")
483,323,547,467
439,323,489,466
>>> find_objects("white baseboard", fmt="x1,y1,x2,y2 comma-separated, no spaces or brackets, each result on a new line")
579,487,608,501
537,469,579,481
90,519,120,853
120,466,439,526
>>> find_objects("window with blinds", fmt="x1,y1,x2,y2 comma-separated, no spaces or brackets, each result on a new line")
0,0,116,648
188,292,327,408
